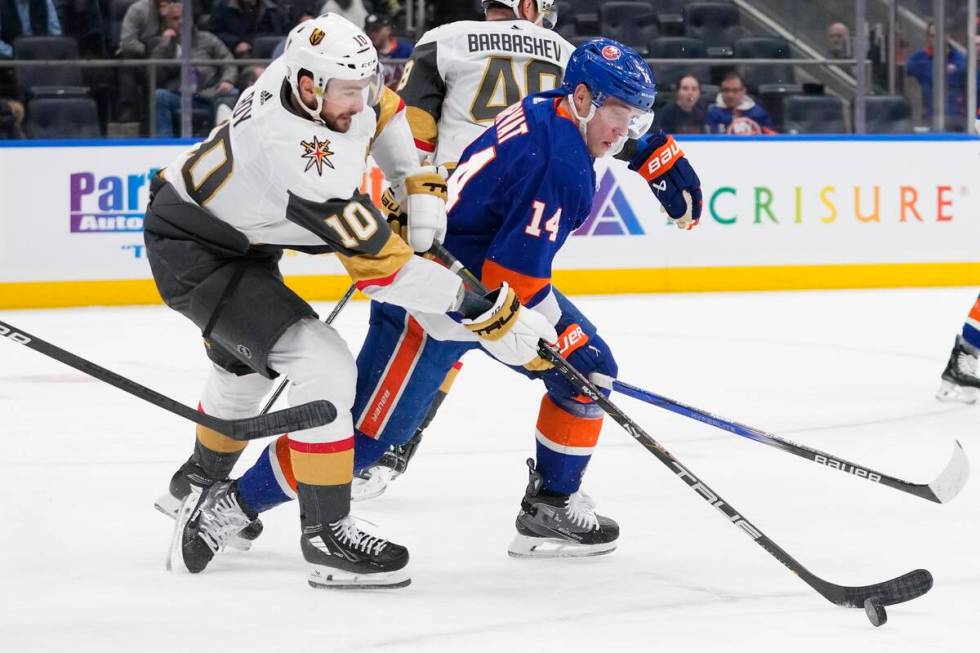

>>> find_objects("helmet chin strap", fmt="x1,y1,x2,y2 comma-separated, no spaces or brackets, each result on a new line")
567,93,597,141
290,75,326,124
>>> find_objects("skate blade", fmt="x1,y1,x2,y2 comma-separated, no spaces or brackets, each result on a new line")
936,381,978,404
307,565,411,590
166,490,200,573
351,467,398,502
156,491,253,551
507,533,617,559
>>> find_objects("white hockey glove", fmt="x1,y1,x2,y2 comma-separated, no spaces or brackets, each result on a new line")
461,282,557,371
390,165,448,253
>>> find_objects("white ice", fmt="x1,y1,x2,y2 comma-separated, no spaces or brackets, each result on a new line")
1,288,978,652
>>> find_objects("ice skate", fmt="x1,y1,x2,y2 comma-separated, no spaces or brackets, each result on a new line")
302,515,410,589
936,335,980,404
168,480,256,573
508,459,619,558
351,431,424,502
155,458,263,550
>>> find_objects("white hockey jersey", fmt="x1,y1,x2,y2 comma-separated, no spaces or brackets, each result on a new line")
397,19,573,167
159,56,462,315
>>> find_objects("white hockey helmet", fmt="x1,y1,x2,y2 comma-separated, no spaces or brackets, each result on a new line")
283,13,385,123
482,0,558,29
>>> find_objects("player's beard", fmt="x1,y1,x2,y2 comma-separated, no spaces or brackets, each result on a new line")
324,111,356,133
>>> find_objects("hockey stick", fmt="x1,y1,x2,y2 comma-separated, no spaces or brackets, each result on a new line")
0,320,336,441
258,283,357,415
609,379,969,504
428,242,932,611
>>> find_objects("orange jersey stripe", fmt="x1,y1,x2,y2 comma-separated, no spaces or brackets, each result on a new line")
274,434,297,492
358,315,426,438
536,394,603,449
968,298,980,322
482,259,550,304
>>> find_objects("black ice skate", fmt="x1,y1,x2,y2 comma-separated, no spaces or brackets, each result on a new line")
302,516,411,589
351,430,424,502
936,335,980,404
168,480,257,573
154,458,263,550
508,459,619,558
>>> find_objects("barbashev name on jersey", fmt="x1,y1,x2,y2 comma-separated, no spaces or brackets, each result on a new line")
466,31,563,64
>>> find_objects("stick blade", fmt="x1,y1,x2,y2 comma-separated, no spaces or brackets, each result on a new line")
230,400,337,440
927,440,970,503
829,569,933,608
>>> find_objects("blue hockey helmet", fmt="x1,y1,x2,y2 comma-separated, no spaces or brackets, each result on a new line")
563,38,657,114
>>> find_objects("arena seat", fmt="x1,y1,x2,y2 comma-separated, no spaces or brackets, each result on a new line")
27,96,101,138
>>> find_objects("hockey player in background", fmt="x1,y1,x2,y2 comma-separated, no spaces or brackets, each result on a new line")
182,38,702,567
148,13,556,589
355,0,574,495
936,296,980,403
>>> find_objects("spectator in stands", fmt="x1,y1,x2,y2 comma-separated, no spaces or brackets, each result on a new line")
826,22,850,59
364,13,412,88
320,0,368,29
0,0,63,59
655,75,707,134
56,0,106,56
906,21,967,124
236,62,264,90
707,71,775,135
271,10,313,58
119,0,171,57
209,0,286,58
0,95,24,137
153,2,238,136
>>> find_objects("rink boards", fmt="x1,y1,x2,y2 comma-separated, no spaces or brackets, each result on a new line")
0,134,978,309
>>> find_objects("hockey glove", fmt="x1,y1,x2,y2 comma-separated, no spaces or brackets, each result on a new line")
380,187,409,243
628,131,703,230
390,165,448,253
461,282,557,371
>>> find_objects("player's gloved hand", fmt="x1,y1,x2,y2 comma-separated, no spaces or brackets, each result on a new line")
390,166,448,252
545,321,617,398
628,131,703,230
460,282,557,371
380,187,410,242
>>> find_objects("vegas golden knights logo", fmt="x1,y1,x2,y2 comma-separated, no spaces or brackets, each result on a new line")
309,28,325,46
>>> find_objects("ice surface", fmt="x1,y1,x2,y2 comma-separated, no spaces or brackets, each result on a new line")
0,288,977,652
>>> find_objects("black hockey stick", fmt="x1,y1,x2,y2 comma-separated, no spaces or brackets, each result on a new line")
0,320,336,441
258,283,358,414
428,242,932,610
610,379,968,504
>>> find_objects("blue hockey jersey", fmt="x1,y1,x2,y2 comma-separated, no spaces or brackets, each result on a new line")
444,90,596,313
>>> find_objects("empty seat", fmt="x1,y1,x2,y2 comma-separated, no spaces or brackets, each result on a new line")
599,2,657,55
783,94,846,134
553,1,577,39
756,82,802,130
684,2,739,53
252,35,283,60
649,36,709,89
27,96,101,138
734,37,794,90
13,37,86,94
862,95,913,134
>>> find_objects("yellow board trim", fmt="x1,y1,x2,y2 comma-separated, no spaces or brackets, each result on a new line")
2,262,980,310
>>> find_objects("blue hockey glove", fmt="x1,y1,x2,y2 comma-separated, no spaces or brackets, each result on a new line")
628,132,703,230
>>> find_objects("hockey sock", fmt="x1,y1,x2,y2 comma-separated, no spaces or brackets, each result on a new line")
193,415,247,480
533,394,603,495
961,295,980,351
290,435,355,527
237,435,296,513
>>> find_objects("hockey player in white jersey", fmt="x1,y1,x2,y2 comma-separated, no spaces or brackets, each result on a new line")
354,0,574,498
398,0,573,167
146,13,556,589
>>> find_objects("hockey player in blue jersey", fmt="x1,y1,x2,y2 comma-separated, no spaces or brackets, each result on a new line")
179,38,703,566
